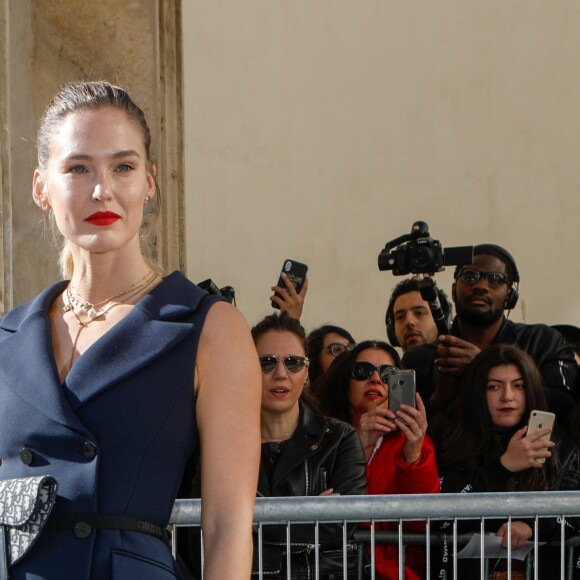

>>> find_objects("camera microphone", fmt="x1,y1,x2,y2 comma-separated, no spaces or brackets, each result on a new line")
417,277,449,336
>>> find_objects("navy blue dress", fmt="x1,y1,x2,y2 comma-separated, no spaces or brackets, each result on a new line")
0,272,220,579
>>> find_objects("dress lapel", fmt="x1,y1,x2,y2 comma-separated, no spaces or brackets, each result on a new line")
0,272,209,427
64,272,206,408
0,282,88,434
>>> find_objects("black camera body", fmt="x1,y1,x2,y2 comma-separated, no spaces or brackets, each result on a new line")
378,221,472,276
197,278,236,305
379,221,473,337
379,236,445,275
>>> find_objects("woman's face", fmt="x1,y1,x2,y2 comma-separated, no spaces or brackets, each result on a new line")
319,332,353,374
33,106,155,258
348,348,396,414
255,330,308,416
486,364,526,428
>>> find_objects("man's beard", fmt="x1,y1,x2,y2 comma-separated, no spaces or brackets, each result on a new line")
456,301,504,328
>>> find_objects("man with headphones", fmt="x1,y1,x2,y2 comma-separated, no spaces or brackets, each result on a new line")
404,244,578,413
385,278,452,352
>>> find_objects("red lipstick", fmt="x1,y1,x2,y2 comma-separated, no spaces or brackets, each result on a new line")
85,211,121,226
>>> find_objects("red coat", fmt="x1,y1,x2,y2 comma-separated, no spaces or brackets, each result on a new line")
365,430,440,580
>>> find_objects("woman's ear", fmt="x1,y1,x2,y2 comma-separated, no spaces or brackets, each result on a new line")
451,282,457,304
32,169,51,211
146,164,157,199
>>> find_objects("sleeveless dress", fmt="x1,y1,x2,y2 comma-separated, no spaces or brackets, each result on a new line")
0,271,220,579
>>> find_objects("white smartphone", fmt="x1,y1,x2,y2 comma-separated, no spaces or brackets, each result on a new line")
526,410,555,463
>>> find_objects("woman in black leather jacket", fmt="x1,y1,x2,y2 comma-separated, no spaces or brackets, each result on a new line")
251,312,367,579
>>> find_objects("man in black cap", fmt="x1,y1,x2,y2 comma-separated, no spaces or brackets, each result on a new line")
404,244,578,413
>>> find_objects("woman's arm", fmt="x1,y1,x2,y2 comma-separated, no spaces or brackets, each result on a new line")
195,302,261,580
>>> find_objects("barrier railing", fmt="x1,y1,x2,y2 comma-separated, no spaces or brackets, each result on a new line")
170,491,580,580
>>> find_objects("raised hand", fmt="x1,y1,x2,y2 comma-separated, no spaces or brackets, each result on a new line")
357,394,397,461
270,274,308,320
436,335,481,376
500,425,554,472
396,393,428,464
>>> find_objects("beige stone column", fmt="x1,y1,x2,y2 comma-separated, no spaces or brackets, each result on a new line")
0,0,184,312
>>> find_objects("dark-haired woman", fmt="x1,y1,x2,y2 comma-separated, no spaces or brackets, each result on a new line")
251,312,367,579
433,344,580,577
316,341,440,580
307,324,356,384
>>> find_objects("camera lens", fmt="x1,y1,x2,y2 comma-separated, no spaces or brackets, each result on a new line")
410,247,432,269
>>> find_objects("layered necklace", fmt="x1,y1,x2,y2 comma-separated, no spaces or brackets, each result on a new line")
62,269,157,319
61,269,158,371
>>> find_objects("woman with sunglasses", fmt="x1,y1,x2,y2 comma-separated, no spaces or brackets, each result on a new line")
251,312,367,579
306,324,356,383
316,341,440,580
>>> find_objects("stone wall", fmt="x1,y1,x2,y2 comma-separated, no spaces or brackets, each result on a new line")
0,0,183,311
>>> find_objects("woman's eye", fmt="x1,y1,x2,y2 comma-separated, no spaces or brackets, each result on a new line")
116,163,133,172
514,382,525,390
487,384,499,391
69,165,87,174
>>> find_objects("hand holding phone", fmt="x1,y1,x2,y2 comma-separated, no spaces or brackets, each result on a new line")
526,410,555,464
271,259,308,313
501,410,555,472
388,369,417,416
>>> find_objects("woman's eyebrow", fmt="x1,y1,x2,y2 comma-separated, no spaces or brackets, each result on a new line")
61,149,142,162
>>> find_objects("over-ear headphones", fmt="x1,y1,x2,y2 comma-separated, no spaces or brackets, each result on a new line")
453,243,520,311
385,284,452,348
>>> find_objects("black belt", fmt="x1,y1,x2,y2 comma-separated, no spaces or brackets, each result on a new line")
47,514,169,544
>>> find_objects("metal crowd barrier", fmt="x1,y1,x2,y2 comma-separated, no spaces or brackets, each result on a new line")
170,491,580,580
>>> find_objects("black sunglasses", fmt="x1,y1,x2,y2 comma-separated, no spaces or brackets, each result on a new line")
259,355,309,374
350,362,395,383
325,343,354,357
457,268,509,288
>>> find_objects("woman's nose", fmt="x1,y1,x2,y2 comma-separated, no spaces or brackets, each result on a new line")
501,386,514,400
273,363,289,378
92,178,112,201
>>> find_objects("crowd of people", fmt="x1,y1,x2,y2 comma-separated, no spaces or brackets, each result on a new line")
256,241,580,579
0,79,578,580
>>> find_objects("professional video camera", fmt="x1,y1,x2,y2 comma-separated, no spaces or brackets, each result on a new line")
378,221,473,335
378,221,473,276
197,279,236,305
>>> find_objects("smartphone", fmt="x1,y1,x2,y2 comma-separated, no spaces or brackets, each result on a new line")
527,410,555,463
271,259,308,309
388,369,417,417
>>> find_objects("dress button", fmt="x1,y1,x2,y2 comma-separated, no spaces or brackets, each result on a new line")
74,522,92,539
81,442,97,460
20,448,33,465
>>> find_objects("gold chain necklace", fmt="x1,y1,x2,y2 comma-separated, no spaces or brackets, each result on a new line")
62,270,157,319
63,271,159,371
